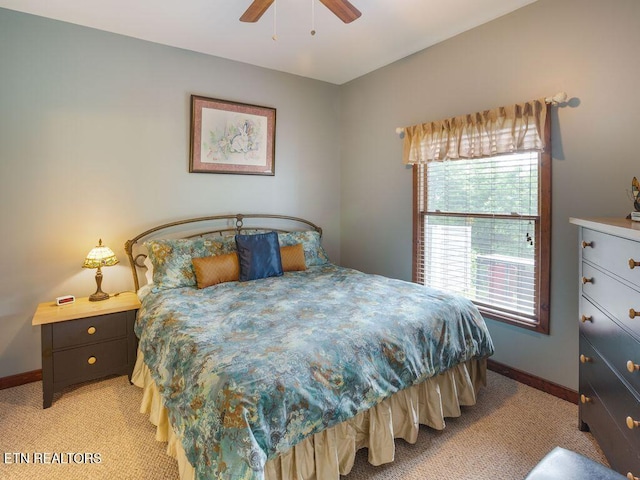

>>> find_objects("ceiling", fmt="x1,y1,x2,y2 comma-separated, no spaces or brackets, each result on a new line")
0,0,538,85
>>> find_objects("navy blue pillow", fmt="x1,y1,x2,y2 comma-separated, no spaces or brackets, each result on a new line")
235,231,284,282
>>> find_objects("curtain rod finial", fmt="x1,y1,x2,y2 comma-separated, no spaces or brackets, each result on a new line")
545,92,568,105
396,127,405,139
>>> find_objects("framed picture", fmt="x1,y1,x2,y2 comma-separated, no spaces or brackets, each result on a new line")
189,95,276,175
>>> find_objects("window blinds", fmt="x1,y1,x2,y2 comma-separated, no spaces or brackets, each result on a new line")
416,152,539,322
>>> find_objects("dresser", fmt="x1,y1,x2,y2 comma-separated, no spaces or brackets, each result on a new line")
570,217,640,478
32,292,140,408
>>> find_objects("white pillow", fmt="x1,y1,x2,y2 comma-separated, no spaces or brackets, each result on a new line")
137,283,153,301
143,255,154,285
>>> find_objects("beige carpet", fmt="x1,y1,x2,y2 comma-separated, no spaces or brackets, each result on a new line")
0,371,606,480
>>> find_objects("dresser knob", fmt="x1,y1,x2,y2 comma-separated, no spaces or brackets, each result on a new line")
630,259,640,270
627,473,639,480
580,354,592,364
626,416,640,429
580,394,592,404
581,241,593,249
630,309,640,319
627,361,640,373
582,277,593,284
87,356,97,365
580,315,593,323
87,326,96,335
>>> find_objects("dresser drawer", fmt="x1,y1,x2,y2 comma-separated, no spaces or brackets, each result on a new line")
580,379,640,476
581,263,640,340
579,377,640,476
582,228,640,288
580,336,640,457
581,297,640,396
52,311,129,349
52,338,128,384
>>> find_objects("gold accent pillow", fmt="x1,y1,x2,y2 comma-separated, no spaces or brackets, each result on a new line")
280,243,307,272
192,253,240,289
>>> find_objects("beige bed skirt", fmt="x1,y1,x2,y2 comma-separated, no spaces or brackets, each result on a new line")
132,352,488,480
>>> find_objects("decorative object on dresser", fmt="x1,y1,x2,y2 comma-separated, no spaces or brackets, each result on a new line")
631,177,640,222
82,239,119,301
570,217,640,478
32,292,140,408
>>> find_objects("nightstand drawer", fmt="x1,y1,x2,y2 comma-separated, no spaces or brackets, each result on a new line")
582,229,640,289
53,338,128,384
52,311,128,349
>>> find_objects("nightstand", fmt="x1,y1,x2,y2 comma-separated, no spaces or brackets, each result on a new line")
32,292,141,408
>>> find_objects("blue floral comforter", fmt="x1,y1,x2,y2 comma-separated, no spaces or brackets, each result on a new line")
135,264,494,480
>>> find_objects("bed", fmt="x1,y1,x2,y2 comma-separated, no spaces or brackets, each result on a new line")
125,213,495,480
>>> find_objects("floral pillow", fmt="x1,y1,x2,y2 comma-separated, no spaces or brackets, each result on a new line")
277,231,329,266
145,237,236,291
145,230,328,291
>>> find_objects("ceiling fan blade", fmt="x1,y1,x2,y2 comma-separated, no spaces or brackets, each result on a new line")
240,0,275,23
318,0,361,23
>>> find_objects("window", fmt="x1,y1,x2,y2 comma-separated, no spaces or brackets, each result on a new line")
406,99,551,333
414,150,550,332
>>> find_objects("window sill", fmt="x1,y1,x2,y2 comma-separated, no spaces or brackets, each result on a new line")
477,303,549,334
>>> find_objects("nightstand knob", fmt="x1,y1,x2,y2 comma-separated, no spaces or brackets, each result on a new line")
580,315,593,323
580,394,592,404
87,326,96,335
582,277,593,284
87,356,97,365
630,309,640,319
581,241,593,249
627,361,640,373
626,416,640,429
580,354,592,364
629,258,640,270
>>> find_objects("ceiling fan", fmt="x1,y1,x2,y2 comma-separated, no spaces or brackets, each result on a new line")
240,0,361,24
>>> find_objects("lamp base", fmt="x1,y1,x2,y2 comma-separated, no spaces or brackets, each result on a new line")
89,266,110,301
89,291,110,302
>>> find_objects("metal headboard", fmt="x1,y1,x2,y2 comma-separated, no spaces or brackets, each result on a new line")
124,213,322,291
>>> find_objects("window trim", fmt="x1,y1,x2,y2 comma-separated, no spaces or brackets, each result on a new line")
412,119,551,334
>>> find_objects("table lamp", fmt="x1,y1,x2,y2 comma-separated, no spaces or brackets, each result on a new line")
82,239,119,301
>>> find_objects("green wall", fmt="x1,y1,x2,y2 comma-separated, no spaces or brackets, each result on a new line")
0,8,341,377
339,0,640,389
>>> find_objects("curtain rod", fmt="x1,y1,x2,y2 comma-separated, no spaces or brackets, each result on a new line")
395,92,568,137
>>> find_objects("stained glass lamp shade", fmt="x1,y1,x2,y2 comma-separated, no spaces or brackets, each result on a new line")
82,239,119,301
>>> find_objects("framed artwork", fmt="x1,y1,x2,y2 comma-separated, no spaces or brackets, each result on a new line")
189,95,276,175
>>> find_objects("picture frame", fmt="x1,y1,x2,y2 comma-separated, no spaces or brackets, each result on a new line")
189,95,276,175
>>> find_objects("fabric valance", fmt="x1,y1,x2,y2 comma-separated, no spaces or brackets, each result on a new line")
402,98,548,164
